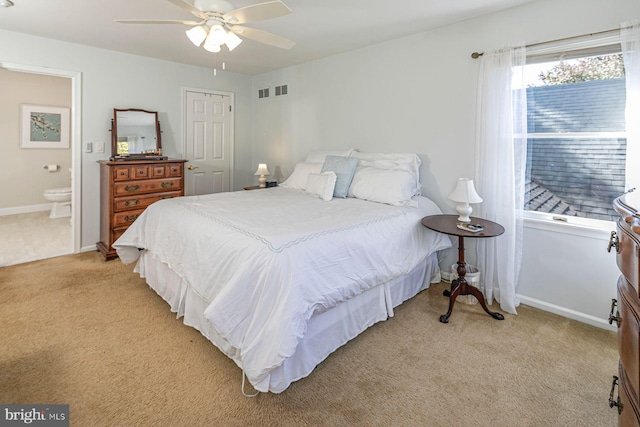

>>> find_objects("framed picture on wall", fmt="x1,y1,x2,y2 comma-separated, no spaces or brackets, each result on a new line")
20,104,70,149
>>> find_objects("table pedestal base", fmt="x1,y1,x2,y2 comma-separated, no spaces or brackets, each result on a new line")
440,277,505,323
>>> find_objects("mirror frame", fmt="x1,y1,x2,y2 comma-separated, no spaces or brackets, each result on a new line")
110,108,163,160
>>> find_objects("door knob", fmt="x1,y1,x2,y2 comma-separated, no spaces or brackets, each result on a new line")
187,165,199,170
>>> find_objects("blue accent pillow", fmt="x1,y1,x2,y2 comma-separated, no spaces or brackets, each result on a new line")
321,155,358,198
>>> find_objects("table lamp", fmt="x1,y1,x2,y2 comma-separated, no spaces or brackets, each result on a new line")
254,163,271,188
449,178,482,223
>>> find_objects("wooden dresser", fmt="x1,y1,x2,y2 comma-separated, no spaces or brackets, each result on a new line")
610,191,640,426
97,159,186,260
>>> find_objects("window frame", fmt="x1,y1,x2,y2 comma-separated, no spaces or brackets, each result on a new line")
521,32,624,234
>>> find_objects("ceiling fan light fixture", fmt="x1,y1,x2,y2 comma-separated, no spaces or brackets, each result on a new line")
203,38,222,53
225,31,243,51
208,24,228,45
186,25,208,47
0,0,14,7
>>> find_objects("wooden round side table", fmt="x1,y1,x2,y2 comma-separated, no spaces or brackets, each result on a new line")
421,214,505,323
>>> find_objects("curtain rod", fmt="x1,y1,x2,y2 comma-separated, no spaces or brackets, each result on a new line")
470,28,620,58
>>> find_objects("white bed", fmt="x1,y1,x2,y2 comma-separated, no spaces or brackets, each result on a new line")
114,154,451,393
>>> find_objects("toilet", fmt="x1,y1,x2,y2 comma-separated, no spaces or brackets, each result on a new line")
44,187,72,219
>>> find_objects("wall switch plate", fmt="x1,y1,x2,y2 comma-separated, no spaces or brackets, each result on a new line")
85,142,93,153
95,142,104,153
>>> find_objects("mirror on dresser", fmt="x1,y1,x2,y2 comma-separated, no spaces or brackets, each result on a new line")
110,108,166,160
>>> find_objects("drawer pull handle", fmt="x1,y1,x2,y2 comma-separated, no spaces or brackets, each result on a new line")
161,182,174,188
124,199,140,207
608,299,621,327
607,231,620,254
124,185,140,192
124,214,139,222
609,375,621,414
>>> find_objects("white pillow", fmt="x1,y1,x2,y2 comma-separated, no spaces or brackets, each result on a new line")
305,171,337,201
280,163,323,190
351,152,422,196
348,166,417,206
305,148,355,164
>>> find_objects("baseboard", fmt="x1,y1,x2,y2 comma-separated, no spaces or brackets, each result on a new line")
80,245,98,254
0,204,51,216
517,294,617,332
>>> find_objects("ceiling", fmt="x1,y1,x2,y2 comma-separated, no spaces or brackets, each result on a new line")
0,0,536,75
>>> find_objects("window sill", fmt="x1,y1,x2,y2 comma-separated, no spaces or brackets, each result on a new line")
523,212,615,240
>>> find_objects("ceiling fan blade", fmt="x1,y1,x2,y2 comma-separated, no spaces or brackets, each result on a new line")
223,1,292,25
167,0,207,19
231,26,295,49
115,19,201,25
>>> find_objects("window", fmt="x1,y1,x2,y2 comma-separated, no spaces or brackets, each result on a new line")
523,43,626,223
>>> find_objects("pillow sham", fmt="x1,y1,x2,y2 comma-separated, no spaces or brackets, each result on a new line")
305,148,355,164
279,163,323,190
305,171,337,201
351,151,422,196
348,166,418,206
321,155,358,198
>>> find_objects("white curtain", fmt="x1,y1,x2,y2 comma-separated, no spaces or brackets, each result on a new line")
622,20,640,192
474,45,527,315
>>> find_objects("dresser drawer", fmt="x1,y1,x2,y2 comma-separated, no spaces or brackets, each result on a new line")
113,208,145,228
114,178,182,196
619,276,640,401
167,163,183,177
619,365,640,427
113,192,181,212
618,224,640,296
112,227,127,245
113,166,131,181
113,163,184,182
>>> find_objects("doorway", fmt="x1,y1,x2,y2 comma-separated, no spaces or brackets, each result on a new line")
0,62,82,267
182,87,234,195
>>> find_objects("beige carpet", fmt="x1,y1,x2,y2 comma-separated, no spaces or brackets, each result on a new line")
0,252,618,426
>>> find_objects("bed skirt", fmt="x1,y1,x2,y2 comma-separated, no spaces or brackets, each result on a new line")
134,250,442,393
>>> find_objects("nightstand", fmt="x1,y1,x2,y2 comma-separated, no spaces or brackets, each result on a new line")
243,186,266,190
421,214,505,323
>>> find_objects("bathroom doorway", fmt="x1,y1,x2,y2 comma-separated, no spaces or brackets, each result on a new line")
0,62,81,267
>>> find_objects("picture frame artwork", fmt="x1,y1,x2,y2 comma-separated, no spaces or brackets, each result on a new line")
20,104,70,149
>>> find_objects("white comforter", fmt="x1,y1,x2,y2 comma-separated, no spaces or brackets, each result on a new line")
115,187,451,391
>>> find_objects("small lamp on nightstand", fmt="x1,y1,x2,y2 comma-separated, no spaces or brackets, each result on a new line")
449,178,483,223
254,163,271,188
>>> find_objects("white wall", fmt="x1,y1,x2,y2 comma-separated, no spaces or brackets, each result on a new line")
0,29,253,251
250,0,640,327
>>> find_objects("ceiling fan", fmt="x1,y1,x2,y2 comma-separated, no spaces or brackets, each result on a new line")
115,0,295,53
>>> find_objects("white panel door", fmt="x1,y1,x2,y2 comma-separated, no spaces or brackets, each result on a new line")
184,90,231,195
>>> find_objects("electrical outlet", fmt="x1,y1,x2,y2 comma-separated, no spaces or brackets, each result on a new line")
95,142,105,153
85,142,93,153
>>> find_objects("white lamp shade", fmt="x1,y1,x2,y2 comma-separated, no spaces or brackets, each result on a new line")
449,178,482,223
449,178,482,203
226,31,243,51
208,25,228,45
254,163,270,176
186,26,208,47
203,36,222,53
